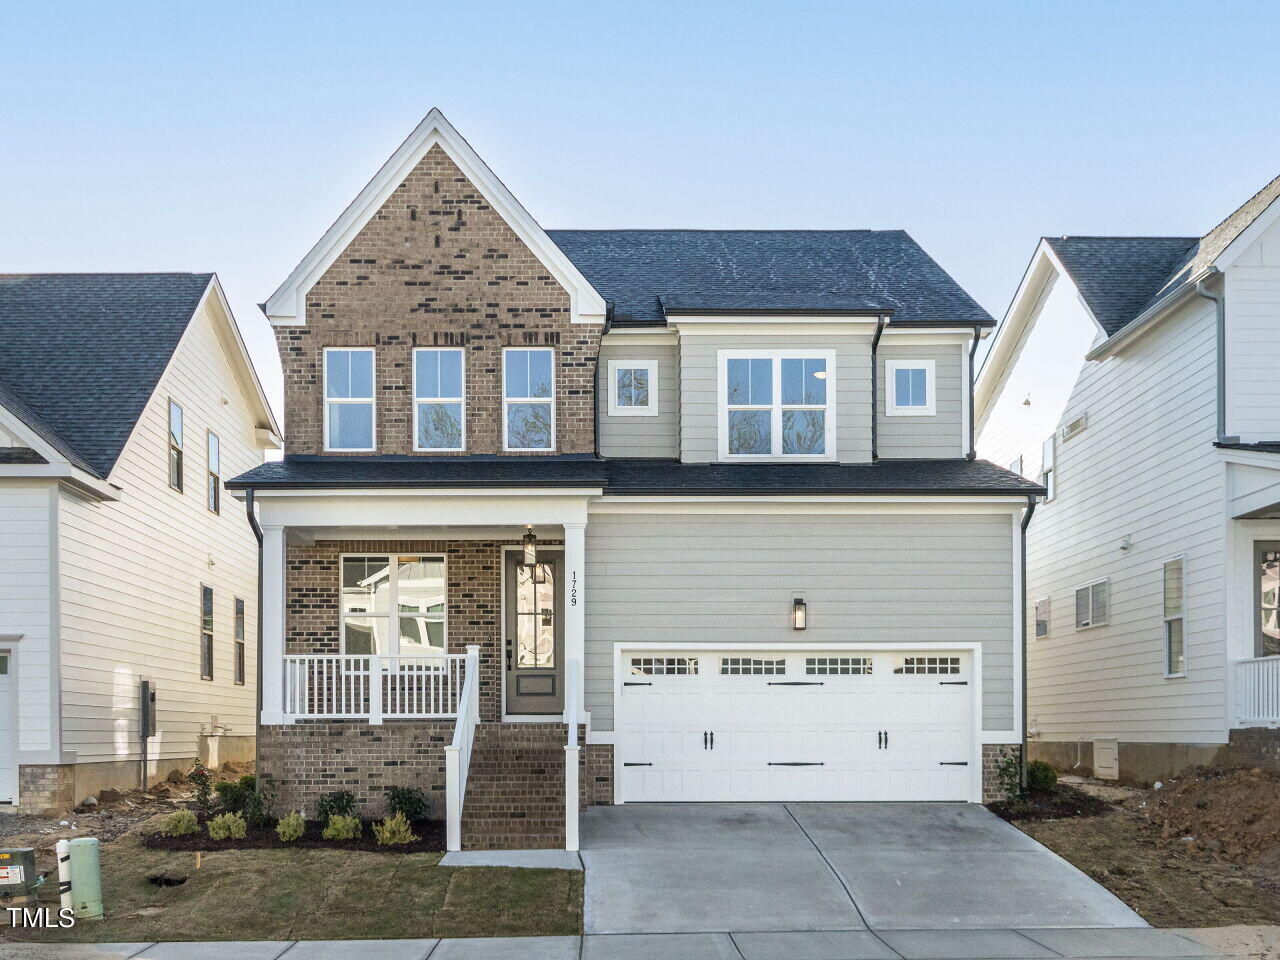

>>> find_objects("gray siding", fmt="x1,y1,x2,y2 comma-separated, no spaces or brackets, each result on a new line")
877,342,965,459
584,510,1015,733
597,342,680,458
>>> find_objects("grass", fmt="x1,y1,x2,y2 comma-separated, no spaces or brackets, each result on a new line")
5,833,582,943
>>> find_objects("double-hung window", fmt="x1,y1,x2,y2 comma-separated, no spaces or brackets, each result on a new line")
206,431,221,514
608,360,657,416
340,555,446,656
200,585,214,680
324,348,375,451
1163,557,1186,676
233,597,246,686
1075,578,1109,629
168,400,184,491
1040,435,1056,501
721,351,834,459
1256,542,1280,658
503,348,554,451
886,360,935,416
413,348,465,451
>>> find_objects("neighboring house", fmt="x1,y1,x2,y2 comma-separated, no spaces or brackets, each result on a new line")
227,109,1041,852
976,175,1280,783
0,274,280,814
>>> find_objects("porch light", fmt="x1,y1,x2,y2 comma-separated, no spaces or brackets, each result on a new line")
792,597,807,630
523,526,538,565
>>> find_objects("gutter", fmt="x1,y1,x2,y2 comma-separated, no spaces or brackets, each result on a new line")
1193,273,1239,445
870,315,887,461
1084,267,1213,362
967,324,982,459
593,301,614,458
244,489,265,795
1019,493,1037,790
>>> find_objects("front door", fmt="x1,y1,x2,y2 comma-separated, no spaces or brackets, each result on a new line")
504,550,565,715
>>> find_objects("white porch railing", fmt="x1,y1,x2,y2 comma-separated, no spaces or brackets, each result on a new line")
1238,656,1280,726
445,645,481,852
282,654,468,722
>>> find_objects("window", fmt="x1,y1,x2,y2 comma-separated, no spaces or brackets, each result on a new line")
807,656,871,675
200,585,213,680
720,657,785,675
1040,435,1056,501
1034,597,1050,639
720,351,834,459
206,431,221,514
234,597,246,686
608,360,657,416
413,348,465,451
168,400,183,491
340,555,445,656
1075,579,1109,629
1009,456,1023,477
503,348,554,451
893,656,960,675
630,657,698,675
1254,542,1280,658
1163,558,1185,676
886,360,936,416
324,348,375,451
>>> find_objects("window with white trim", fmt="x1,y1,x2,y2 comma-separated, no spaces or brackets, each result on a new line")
1034,596,1050,639
234,597,246,686
1040,435,1056,501
413,348,465,451
206,431,221,514
893,656,960,675
1075,578,1109,629
630,656,698,675
324,348,375,451
806,656,871,675
886,360,935,416
168,399,183,491
503,348,554,450
720,657,785,675
200,584,214,680
608,360,657,416
1163,558,1185,676
340,555,446,656
720,351,834,459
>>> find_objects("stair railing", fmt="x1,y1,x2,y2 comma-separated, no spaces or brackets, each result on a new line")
444,645,481,852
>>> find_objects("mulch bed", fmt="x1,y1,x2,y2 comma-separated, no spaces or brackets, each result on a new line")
143,817,446,854
987,783,1114,822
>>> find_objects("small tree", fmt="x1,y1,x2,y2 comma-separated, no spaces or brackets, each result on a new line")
188,762,214,819
993,747,1028,812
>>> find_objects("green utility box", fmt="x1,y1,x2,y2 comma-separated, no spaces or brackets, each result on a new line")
0,848,41,907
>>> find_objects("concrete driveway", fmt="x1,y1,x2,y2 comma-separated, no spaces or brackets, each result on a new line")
579,802,1145,935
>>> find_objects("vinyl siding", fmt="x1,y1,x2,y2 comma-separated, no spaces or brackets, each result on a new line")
56,302,262,765
597,342,679,458
877,342,966,459
584,509,1016,733
1225,213,1280,441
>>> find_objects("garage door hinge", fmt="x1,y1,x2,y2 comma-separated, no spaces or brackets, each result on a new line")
623,681,653,687
938,681,968,685
623,762,653,767
767,761,825,766
766,681,825,686
938,761,969,766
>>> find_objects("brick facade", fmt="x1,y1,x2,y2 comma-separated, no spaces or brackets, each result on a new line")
981,743,1021,804
277,144,601,457
580,742,614,808
17,764,76,816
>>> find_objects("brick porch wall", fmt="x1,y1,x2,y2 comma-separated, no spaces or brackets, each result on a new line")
580,742,614,808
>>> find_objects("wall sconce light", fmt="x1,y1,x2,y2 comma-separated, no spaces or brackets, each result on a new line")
523,526,538,565
1119,535,1132,553
792,597,807,630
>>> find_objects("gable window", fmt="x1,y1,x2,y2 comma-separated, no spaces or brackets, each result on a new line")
200,585,214,680
1040,435,1056,501
503,348,555,451
341,555,446,656
206,431,221,514
1163,558,1186,676
324,348,375,451
413,348,465,451
168,400,184,491
1034,596,1050,639
1255,542,1280,658
886,360,935,416
1075,578,1109,629
720,350,834,459
608,360,657,416
234,597,246,686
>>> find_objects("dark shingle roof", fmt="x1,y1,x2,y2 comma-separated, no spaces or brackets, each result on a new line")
547,230,994,328
1045,237,1197,336
228,456,1042,497
0,273,214,478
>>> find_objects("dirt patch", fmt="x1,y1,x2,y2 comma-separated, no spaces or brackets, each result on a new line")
988,783,1113,822
1143,767,1280,865
142,817,445,854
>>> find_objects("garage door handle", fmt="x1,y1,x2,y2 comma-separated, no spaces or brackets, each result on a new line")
766,681,825,686
624,762,654,767
939,681,968,686
939,761,969,766
703,731,708,750
768,762,825,766
877,731,884,749
623,681,653,687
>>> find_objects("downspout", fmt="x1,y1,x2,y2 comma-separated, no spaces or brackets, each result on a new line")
1194,273,1238,444
593,301,614,458
870,315,887,461
967,325,982,459
1019,493,1037,790
244,489,264,793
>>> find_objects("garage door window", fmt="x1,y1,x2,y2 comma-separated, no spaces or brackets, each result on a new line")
893,656,960,675
806,656,871,675
720,657,785,675
630,657,698,676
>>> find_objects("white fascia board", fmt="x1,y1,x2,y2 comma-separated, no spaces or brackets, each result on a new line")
590,496,1027,515
880,328,983,345
204,276,283,439
1213,191,1280,271
253,491,594,529
602,330,679,346
263,108,606,326
670,317,883,337
240,486,604,499
0,406,117,499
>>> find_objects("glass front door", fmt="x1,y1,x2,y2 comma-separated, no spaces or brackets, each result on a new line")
505,550,565,714
1257,542,1280,658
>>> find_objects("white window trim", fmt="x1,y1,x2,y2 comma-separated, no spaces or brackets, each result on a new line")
1034,596,1050,640
167,397,184,492
323,347,377,453
885,359,936,416
502,347,557,453
339,553,448,657
1074,577,1110,630
716,349,837,462
1040,434,1056,502
1163,554,1187,678
607,359,659,417
412,347,466,452
206,429,221,514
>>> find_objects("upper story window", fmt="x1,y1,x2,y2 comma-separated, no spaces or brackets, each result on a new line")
168,399,184,491
1075,578,1109,629
719,350,835,460
324,348,375,452
200,584,214,680
608,360,657,417
886,360,935,416
413,348,465,451
340,554,446,656
234,596,246,686
1040,435,1056,501
1163,557,1186,677
206,431,221,514
503,348,554,451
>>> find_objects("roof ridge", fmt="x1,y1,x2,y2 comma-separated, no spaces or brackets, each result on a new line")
1196,171,1280,243
547,228,901,234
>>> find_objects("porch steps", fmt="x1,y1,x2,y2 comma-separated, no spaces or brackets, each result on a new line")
461,722,567,850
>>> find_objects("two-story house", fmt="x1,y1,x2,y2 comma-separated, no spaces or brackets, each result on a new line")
0,273,279,814
976,174,1280,783
227,110,1042,851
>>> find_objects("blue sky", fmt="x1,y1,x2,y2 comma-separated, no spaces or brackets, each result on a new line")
3,1,1278,415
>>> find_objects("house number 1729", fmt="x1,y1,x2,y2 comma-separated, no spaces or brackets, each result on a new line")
570,571,578,607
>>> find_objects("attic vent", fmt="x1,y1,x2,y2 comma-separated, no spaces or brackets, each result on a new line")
1061,413,1088,441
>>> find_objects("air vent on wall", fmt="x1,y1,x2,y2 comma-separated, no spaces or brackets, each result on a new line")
1061,413,1088,441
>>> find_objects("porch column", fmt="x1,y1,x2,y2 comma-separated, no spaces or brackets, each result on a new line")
563,520,587,722
260,524,288,725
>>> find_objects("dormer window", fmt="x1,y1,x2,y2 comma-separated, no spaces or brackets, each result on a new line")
886,360,935,416
324,348,375,452
718,350,835,460
504,348,555,451
413,348,465,451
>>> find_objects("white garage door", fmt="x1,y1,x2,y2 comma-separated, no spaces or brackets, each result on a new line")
618,649,975,803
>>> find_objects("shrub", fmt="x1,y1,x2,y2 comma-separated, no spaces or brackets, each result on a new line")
1026,759,1059,794
992,747,1028,812
372,811,419,846
276,811,306,843
314,790,356,823
188,762,214,818
215,779,251,813
207,812,247,841
386,786,429,823
162,809,199,837
322,813,362,841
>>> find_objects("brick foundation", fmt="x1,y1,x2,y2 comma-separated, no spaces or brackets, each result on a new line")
580,742,614,808
16,764,77,815
981,743,1021,804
